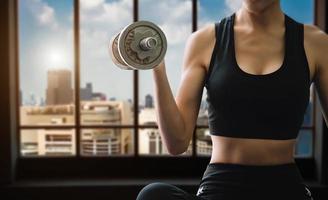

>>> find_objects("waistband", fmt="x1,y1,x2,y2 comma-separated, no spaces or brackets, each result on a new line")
201,162,304,186
207,162,300,171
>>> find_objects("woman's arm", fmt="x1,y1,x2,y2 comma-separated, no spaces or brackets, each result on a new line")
152,24,216,155
309,25,328,126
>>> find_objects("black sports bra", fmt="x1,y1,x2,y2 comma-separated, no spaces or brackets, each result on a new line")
204,12,312,140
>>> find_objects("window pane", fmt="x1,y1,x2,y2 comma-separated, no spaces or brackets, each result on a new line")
21,129,76,157
80,128,134,156
302,84,314,126
197,101,209,126
294,129,313,157
19,0,75,126
197,0,315,28
80,0,134,125
138,0,192,125
196,128,212,156
139,128,192,156
281,0,314,24
198,0,236,29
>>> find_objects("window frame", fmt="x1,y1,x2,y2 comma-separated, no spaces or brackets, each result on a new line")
7,0,323,181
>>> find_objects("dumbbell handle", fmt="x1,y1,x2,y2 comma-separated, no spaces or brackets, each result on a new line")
139,37,157,51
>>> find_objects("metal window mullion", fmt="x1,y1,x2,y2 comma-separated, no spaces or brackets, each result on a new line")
192,0,197,157
74,0,81,157
312,86,316,158
15,0,21,158
312,0,318,158
134,0,139,157
19,125,161,129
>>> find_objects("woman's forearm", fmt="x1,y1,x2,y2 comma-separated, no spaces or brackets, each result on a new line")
152,61,188,155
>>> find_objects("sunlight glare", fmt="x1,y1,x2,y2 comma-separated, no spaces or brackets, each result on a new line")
46,48,69,69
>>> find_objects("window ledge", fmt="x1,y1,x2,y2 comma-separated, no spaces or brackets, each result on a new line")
7,178,201,188
2,178,326,188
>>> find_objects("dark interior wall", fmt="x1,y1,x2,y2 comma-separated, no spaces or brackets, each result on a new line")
326,0,328,28
324,0,328,184
314,0,328,184
0,0,18,184
0,0,12,184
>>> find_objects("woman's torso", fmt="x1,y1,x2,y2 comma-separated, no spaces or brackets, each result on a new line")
201,13,316,165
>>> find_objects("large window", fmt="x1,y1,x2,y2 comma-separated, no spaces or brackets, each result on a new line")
18,0,315,159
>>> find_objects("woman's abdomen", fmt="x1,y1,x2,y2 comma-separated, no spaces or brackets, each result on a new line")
209,134,296,165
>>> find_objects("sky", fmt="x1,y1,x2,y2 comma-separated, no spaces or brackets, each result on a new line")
19,0,314,106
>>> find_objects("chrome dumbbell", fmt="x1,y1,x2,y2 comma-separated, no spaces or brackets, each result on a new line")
108,20,167,70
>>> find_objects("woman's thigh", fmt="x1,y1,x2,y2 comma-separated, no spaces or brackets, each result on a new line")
136,182,206,200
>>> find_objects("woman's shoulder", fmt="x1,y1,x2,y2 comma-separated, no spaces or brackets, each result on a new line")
303,23,328,48
190,23,216,48
184,23,217,69
303,23,328,76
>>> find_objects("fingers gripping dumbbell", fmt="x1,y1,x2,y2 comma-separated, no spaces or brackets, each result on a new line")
108,21,167,70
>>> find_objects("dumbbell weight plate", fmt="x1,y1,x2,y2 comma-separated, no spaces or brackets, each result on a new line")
117,20,167,70
109,33,133,70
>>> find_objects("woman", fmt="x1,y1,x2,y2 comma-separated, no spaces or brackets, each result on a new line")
136,0,328,199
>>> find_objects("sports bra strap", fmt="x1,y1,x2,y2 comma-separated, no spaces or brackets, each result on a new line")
205,19,226,87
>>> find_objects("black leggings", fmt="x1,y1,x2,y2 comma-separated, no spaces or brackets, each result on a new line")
136,162,314,200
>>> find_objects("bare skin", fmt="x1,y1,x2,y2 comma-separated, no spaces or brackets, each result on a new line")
152,0,328,165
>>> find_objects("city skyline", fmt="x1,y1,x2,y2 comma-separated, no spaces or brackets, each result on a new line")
21,68,157,107
19,67,314,157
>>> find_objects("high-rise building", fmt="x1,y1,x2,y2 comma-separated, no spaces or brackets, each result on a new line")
40,97,46,106
145,94,153,108
138,107,192,155
20,129,75,156
80,82,93,100
197,109,209,126
196,129,212,156
20,104,75,125
80,100,133,125
29,93,36,106
20,90,23,106
81,129,126,156
46,69,73,105
92,92,107,101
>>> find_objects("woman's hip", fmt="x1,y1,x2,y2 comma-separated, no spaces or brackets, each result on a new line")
196,162,313,200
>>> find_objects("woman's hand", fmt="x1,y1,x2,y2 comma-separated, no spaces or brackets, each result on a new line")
153,59,166,73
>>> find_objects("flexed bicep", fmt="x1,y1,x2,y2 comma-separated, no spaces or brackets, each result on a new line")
175,24,216,148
